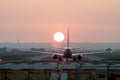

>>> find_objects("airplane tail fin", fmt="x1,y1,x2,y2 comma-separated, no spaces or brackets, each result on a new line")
67,28,69,48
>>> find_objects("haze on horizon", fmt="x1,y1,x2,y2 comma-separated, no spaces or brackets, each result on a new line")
0,0,120,43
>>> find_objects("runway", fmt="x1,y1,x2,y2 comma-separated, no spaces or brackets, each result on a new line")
0,60,120,70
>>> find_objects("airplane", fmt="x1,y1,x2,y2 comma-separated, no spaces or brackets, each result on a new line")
25,28,113,61
51,28,83,61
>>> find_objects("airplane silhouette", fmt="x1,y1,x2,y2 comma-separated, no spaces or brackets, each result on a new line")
26,28,112,61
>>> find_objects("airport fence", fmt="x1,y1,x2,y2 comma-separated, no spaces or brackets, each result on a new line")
0,61,120,80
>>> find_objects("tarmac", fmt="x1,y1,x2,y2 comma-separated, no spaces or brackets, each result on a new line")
0,60,120,70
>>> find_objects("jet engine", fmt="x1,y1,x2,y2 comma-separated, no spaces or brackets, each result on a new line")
52,55,62,61
77,55,82,60
52,55,58,59
73,55,83,61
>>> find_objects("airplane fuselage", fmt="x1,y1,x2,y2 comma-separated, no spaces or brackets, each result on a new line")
63,48,72,58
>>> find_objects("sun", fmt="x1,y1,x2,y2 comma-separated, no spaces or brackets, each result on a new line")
53,32,64,42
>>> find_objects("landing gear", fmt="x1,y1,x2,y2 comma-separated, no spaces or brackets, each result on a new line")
77,55,82,60
73,57,77,61
73,55,82,61
58,57,62,61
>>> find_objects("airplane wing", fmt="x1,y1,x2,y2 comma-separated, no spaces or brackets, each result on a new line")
51,53,63,56
72,50,112,56
25,50,64,56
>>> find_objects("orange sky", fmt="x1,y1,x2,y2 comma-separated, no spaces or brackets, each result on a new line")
0,0,120,43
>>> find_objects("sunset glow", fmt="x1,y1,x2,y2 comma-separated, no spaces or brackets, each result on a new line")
53,32,64,42
0,0,120,42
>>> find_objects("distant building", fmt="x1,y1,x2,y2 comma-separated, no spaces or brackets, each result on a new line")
0,47,7,53
11,48,19,53
30,48,45,52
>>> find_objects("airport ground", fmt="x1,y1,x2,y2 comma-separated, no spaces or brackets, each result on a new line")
92,53,120,61
0,53,46,61
1,68,120,80
0,52,120,80
0,60,120,80
0,51,120,62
